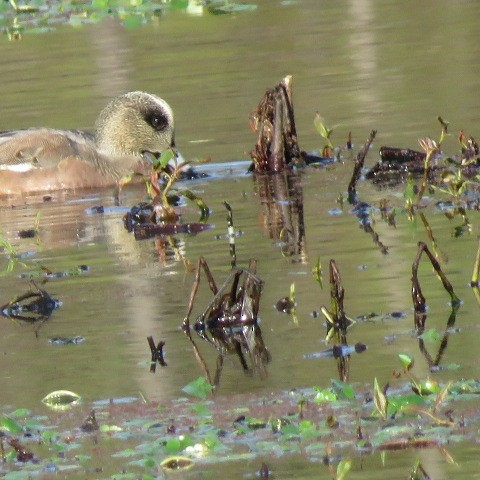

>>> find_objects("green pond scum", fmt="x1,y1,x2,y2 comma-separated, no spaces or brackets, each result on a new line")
2,377,480,478
0,0,257,39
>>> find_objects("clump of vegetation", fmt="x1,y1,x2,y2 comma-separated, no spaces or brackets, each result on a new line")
139,149,207,223
314,113,352,159
122,149,210,240
0,0,257,39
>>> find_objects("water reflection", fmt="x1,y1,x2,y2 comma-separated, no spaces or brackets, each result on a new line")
347,0,380,112
417,304,459,372
89,18,131,98
254,172,306,262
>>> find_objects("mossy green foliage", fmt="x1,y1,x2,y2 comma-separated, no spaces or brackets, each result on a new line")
182,376,213,399
0,0,257,38
2,378,479,478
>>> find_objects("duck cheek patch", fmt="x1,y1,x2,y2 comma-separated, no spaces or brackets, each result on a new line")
144,110,169,131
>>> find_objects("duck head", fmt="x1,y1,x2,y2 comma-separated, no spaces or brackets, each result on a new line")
94,91,175,159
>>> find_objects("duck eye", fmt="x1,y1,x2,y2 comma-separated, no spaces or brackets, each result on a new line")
145,111,168,131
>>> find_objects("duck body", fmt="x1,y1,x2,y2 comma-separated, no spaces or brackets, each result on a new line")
0,91,175,195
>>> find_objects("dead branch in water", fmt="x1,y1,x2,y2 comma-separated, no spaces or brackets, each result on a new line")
347,129,377,202
411,241,460,329
249,76,302,173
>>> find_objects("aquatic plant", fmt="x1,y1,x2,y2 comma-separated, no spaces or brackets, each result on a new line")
122,149,210,243
471,237,480,287
316,260,358,382
417,136,440,204
313,113,337,158
0,0,258,38
311,256,323,288
0,230,21,274
136,149,209,223
2,372,480,477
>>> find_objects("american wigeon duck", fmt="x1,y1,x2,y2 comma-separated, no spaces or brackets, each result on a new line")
0,91,175,195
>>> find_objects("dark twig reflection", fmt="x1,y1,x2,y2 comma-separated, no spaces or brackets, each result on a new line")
345,130,390,255
417,303,459,371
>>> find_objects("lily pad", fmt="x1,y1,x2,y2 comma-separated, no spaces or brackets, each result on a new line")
160,455,194,470
41,390,81,410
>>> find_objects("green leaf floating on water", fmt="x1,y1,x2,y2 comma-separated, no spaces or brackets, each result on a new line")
0,415,23,433
165,434,193,454
41,390,81,410
99,424,123,432
417,378,441,396
331,379,356,400
160,455,194,470
313,387,337,403
418,328,441,342
182,377,213,399
10,408,30,417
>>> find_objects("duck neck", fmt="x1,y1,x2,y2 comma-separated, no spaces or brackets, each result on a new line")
95,153,150,181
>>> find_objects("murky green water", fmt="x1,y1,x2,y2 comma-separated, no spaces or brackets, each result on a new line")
1,0,480,477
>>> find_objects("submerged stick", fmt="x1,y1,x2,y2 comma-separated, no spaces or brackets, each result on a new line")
361,222,388,255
